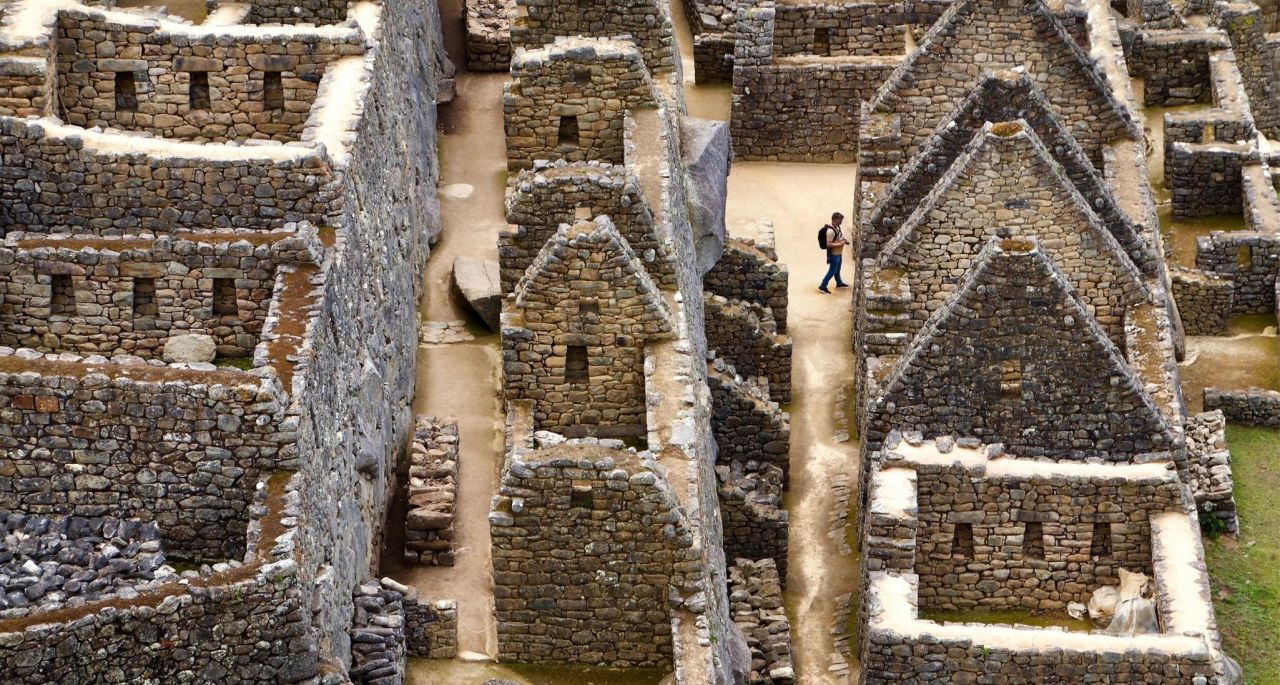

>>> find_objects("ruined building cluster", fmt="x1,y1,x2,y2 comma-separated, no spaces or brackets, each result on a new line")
0,0,1268,680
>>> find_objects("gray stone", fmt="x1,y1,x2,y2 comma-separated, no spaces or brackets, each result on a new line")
451,257,502,331
681,116,732,277
162,334,217,364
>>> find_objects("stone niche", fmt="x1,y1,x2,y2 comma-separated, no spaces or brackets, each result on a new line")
54,7,365,143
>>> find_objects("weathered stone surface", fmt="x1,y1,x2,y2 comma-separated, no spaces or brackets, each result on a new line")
162,333,217,364
450,257,501,331
681,116,732,277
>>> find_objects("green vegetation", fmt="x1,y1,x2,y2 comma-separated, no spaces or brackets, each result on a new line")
214,356,255,371
1205,425,1280,685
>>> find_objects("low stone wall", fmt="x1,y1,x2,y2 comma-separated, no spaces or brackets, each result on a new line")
0,348,293,561
707,361,790,481
465,0,513,72
703,294,791,404
1204,386,1280,425
728,558,794,684
704,238,788,331
509,0,677,75
694,32,735,84
235,0,353,24
1132,30,1226,105
350,580,407,685
718,461,788,581
405,596,457,659
1170,265,1234,335
1186,411,1239,533
1194,231,1280,314
403,416,459,567
0,118,339,235
0,512,170,618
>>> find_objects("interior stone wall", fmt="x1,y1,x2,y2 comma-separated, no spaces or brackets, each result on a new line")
703,239,788,331
703,293,791,403
232,0,354,24
55,10,363,143
511,0,677,74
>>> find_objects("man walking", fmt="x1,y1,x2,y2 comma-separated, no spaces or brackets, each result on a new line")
818,212,849,294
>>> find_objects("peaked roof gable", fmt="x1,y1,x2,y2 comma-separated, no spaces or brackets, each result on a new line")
867,0,1138,159
864,69,1155,272
870,237,1174,459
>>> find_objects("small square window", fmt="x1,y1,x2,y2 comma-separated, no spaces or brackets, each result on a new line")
557,115,580,148
187,71,210,110
951,522,974,560
1023,521,1044,560
565,345,589,383
263,71,284,111
1090,522,1113,559
212,278,238,316
569,483,593,509
578,299,599,316
49,274,74,316
814,28,832,56
1000,359,1025,401
132,277,158,318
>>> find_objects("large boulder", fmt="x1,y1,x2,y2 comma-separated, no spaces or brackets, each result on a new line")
163,334,217,364
682,116,732,277
451,257,501,331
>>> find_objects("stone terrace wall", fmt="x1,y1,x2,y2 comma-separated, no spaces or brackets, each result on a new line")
466,0,513,71
0,351,292,561
511,0,678,74
501,160,672,292
402,416,459,566
703,238,788,331
0,233,316,359
1186,410,1238,533
1204,386,1280,425
504,38,660,170
906,452,1182,610
703,293,791,403
1170,264,1233,335
489,445,701,667
54,10,364,143
0,118,340,234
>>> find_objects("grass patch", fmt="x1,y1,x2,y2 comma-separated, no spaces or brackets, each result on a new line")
1205,425,1280,685
213,356,255,371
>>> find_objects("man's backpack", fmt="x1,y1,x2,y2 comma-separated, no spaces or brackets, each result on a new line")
818,225,831,250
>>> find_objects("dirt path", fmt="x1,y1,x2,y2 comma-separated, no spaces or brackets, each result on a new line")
389,0,509,662
725,164,863,685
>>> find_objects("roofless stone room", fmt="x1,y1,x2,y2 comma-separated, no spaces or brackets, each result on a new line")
0,0,1274,682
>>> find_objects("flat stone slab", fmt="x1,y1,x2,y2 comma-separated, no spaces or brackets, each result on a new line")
419,320,475,345
163,333,217,363
451,256,501,331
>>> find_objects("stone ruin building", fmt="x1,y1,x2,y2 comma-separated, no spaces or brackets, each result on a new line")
0,0,1270,680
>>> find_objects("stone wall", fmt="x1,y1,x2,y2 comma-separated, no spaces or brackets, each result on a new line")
1215,1,1280,138
350,580,407,685
1204,386,1280,425
0,55,53,119
504,219,675,438
0,349,292,561
54,9,364,143
1194,231,1280,314
703,238,788,331
0,118,340,235
502,160,672,292
1186,410,1239,533
707,361,790,481
510,0,678,74
465,0,514,71
703,293,791,403
504,38,660,170
728,558,794,684
403,416,459,566
232,0,354,25
489,444,701,667
718,461,788,580
0,231,318,359
0,512,170,617
404,596,457,659
1131,30,1226,105
1170,265,1234,335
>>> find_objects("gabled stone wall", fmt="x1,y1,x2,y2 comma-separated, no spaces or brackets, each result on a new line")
489,444,701,667
504,38,660,170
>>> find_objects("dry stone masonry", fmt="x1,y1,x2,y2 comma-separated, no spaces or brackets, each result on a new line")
402,416,459,567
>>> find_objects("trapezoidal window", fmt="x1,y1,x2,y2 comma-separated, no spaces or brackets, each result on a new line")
557,115,580,148
578,299,599,316
814,28,832,56
1023,521,1045,561
565,345,589,383
49,275,74,316
951,522,974,560
569,482,593,509
1237,245,1252,268
132,277,158,318
212,278,238,316
263,71,284,111
1090,522,1113,559
1000,359,1025,401
187,71,210,110
114,71,138,112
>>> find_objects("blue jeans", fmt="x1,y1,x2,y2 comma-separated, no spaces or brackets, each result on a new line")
821,253,846,289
